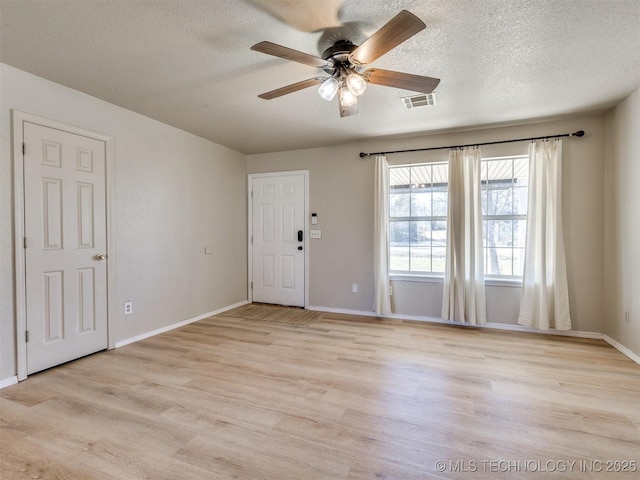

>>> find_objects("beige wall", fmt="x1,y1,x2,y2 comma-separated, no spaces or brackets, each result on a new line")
0,64,248,380
604,87,640,357
247,115,606,334
2,61,627,380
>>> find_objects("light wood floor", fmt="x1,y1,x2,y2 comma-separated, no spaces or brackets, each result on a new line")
1,303,639,479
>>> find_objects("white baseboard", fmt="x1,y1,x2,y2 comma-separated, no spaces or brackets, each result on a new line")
307,305,378,317
0,376,18,390
482,321,604,339
307,305,640,363
603,335,640,365
114,300,249,348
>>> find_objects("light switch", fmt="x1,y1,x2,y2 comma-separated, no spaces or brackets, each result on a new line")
310,230,321,239
204,246,213,254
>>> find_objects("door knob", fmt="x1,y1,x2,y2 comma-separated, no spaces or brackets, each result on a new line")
95,253,107,261
298,246,303,251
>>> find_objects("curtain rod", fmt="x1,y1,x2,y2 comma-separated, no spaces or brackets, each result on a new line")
359,130,585,158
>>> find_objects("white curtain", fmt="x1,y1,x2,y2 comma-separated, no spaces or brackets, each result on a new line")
518,139,571,330
373,155,392,316
442,147,487,324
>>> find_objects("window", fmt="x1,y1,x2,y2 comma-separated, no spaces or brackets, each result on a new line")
388,155,529,279
481,156,529,277
389,163,449,274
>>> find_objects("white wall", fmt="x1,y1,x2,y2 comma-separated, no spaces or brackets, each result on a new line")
0,64,248,380
247,115,606,334
604,87,640,357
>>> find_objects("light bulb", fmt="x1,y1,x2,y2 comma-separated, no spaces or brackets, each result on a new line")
339,86,357,107
346,73,367,96
318,77,339,101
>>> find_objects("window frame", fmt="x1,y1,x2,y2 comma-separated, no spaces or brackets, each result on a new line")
388,162,449,276
481,155,529,280
387,155,529,283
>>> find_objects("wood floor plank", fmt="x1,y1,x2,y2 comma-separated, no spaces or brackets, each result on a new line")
1,303,639,479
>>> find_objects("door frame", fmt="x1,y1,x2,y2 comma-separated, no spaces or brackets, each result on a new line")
247,170,309,308
12,110,115,381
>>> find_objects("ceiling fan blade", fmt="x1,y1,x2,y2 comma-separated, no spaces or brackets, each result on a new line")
349,10,426,66
363,69,440,94
251,41,329,68
258,78,323,100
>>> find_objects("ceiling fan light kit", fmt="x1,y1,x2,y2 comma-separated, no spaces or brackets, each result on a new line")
318,77,339,101
250,10,440,117
339,86,357,107
345,72,367,96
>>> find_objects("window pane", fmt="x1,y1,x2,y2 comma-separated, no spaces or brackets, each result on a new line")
431,247,446,273
513,157,529,187
389,167,410,187
432,163,449,185
515,219,527,247
432,191,448,217
410,164,432,187
390,246,409,271
481,156,528,278
485,247,499,275
487,185,514,215
431,221,447,247
410,246,430,272
513,186,528,215
485,219,513,248
390,191,410,217
390,221,409,245
486,247,514,275
411,190,431,216
499,220,514,247
513,248,525,276
481,189,488,216
388,163,449,274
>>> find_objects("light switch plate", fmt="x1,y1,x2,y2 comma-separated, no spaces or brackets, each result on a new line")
204,246,213,254
310,230,321,239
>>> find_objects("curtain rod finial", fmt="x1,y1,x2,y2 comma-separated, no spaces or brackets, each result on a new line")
572,130,585,137
359,152,367,158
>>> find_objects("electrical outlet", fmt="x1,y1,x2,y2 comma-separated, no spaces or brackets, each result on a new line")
124,301,133,316
624,310,630,324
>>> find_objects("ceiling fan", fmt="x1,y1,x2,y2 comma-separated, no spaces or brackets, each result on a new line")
250,10,440,117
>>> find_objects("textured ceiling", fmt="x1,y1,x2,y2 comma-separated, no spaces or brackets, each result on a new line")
1,0,639,154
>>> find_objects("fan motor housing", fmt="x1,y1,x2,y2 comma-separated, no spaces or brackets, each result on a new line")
321,40,360,75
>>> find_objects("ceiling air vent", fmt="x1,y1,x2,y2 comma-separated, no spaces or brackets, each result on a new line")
402,93,436,109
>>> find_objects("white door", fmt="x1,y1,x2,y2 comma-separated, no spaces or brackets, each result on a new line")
23,122,108,374
251,173,306,307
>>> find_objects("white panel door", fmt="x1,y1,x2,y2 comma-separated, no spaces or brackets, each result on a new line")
23,122,108,374
251,173,305,307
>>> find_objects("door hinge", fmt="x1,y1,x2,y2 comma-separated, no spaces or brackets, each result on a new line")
251,282,253,290
22,142,26,155
25,330,29,343
250,190,253,199
23,237,27,249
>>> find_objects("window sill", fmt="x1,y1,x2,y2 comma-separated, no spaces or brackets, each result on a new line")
389,274,522,288
390,274,444,283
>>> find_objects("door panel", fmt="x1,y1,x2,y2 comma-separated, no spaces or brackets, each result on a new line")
251,174,305,307
24,122,108,374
